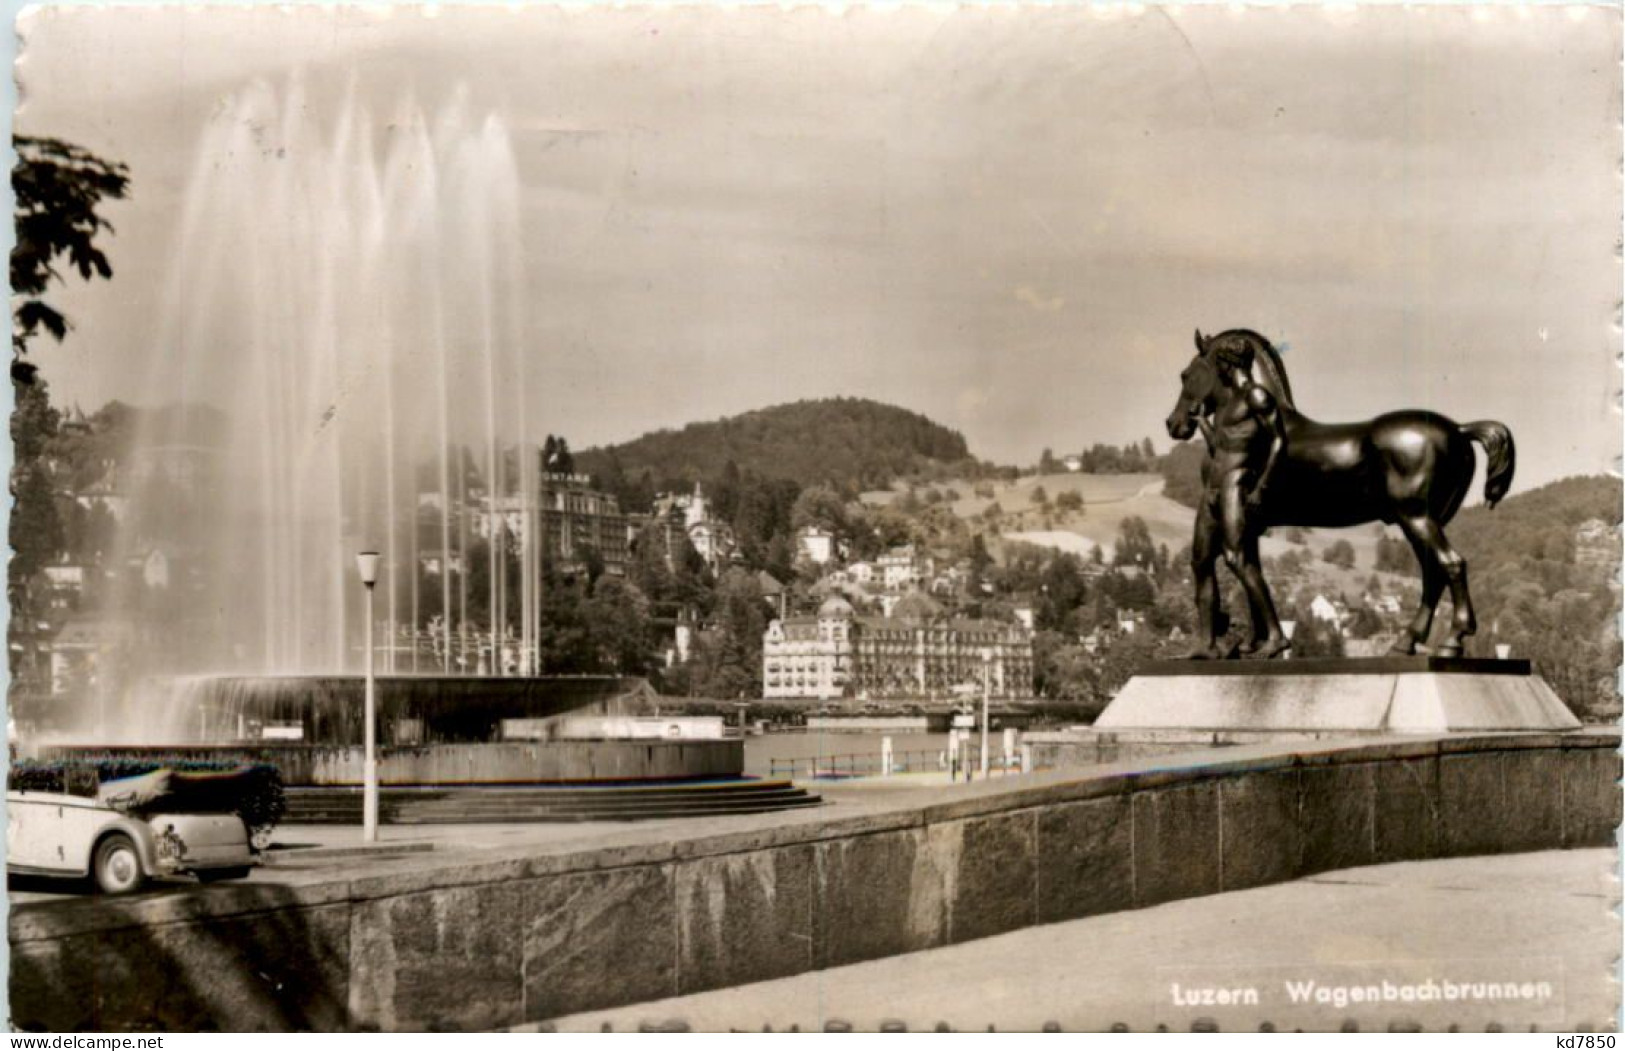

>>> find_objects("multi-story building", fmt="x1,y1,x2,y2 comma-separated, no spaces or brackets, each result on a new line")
539,475,628,574
687,519,736,569
797,525,843,566
641,484,737,570
627,508,682,562
877,544,932,591
762,593,1034,701
681,483,736,569
470,474,628,575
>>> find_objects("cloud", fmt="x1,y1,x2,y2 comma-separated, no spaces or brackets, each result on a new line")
1014,286,1065,313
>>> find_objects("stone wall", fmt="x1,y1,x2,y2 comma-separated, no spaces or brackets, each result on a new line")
10,732,1618,1031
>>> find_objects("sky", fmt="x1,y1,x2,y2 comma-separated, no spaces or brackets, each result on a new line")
15,4,1622,490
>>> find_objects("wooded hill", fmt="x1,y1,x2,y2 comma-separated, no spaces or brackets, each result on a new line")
578,398,974,510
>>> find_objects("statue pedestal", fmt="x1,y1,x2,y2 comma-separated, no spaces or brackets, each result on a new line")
1092,657,1581,735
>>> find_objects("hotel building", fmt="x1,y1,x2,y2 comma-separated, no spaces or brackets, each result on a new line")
762,593,1034,701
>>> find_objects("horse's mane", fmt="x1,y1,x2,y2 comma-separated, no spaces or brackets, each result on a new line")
1222,329,1296,412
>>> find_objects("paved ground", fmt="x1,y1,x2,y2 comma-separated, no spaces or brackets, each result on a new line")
5,773,986,903
4,783,905,903
7,820,669,902
522,849,1619,1034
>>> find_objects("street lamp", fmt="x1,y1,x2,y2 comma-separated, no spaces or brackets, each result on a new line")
356,550,381,843
980,647,993,777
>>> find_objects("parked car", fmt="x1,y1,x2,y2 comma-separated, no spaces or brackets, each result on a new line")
8,769,260,894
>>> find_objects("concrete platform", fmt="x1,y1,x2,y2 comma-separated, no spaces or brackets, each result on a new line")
1093,658,1581,735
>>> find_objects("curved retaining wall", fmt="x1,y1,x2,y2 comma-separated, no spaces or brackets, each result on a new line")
142,674,657,745
10,732,1619,1031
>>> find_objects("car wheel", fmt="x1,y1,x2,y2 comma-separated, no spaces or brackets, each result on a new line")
196,866,252,884
92,833,146,895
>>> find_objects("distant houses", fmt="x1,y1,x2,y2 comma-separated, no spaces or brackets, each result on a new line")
1574,518,1620,566
44,615,128,697
877,544,929,590
1308,593,1341,628
630,482,738,572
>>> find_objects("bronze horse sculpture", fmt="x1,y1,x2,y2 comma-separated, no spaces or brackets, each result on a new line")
1165,329,1515,659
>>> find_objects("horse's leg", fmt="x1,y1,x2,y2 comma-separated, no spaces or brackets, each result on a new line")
1387,519,1445,656
1183,506,1227,659
1402,515,1476,657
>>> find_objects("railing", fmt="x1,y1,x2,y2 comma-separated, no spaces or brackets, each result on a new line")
768,747,1024,781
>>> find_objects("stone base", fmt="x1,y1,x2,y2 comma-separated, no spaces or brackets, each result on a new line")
1092,657,1581,734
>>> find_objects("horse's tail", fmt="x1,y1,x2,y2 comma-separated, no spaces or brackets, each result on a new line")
1461,421,1516,508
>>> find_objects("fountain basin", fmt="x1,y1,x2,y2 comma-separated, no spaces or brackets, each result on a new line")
33,740,744,786
33,675,745,786
135,673,661,745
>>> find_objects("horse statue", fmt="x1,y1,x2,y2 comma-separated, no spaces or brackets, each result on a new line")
1165,328,1515,660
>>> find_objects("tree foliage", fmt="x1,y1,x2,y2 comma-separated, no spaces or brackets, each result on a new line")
12,136,130,356
1113,516,1161,571
1065,440,1158,475
790,483,849,535
1374,536,1414,575
1157,441,1205,508
541,434,575,475
8,373,63,637
1054,489,1085,514
682,569,769,699
1321,539,1357,570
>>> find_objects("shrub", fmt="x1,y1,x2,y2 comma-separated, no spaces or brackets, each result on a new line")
1322,539,1357,570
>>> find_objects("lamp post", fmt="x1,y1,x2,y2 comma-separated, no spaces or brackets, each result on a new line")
980,647,992,777
356,551,381,843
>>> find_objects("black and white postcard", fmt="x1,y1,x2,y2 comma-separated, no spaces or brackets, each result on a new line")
7,4,1620,1034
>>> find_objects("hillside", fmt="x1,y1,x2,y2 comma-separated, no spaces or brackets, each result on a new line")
871,470,1307,563
578,398,973,497
1446,474,1620,571
866,472,1192,558
869,467,1614,605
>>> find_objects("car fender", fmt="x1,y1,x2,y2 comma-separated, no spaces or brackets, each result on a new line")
85,814,162,878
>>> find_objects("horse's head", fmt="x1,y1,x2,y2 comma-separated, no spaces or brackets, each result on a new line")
1167,329,1221,441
